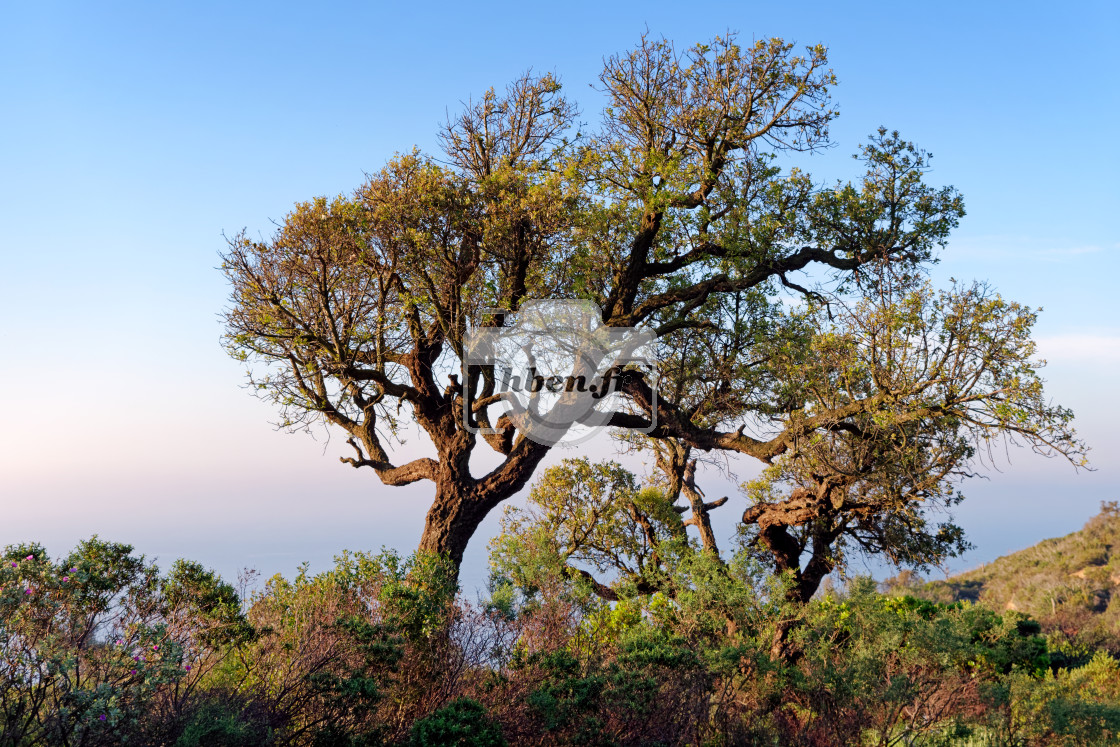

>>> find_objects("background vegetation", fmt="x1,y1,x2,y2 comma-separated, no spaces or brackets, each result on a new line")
3,497,1118,745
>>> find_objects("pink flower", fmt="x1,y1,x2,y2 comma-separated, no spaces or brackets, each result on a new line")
130,669,137,674
25,555,33,561
62,576,69,582
152,645,159,651
185,665,191,671
10,562,16,568
24,589,32,595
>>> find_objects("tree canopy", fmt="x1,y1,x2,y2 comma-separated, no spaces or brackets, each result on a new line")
222,32,1085,581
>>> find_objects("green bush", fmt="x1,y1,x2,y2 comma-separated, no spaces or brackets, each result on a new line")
409,698,505,747
172,694,275,747
0,538,241,745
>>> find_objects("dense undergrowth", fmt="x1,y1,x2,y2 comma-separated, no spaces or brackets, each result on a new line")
2,532,1119,746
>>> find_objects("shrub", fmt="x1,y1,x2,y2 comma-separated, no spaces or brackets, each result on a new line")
409,697,505,747
0,538,241,745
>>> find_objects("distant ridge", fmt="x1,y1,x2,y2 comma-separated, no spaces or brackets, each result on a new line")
888,502,1120,654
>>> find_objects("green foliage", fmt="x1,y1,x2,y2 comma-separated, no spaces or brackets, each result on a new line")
409,698,505,747
490,458,691,606
163,558,255,646
305,615,402,746
917,502,1120,657
521,650,610,743
0,537,250,745
172,694,275,747
512,632,706,747
766,579,1046,744
5,532,1120,745
988,652,1120,746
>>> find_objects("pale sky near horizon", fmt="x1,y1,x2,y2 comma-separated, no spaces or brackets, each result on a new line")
1,1,1117,593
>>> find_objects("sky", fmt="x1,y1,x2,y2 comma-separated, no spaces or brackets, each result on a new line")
1,1,1117,593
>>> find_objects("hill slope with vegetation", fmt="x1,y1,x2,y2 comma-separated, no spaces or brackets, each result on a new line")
897,502,1120,657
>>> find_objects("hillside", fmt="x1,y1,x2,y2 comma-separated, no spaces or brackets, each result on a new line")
895,502,1120,654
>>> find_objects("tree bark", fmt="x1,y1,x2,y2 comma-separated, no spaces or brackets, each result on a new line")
418,488,488,568
748,506,840,662
416,482,492,571
415,435,550,583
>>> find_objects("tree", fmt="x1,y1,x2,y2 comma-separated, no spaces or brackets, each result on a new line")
492,273,1086,588
222,33,1080,580
490,267,1085,656
489,459,683,602
734,273,1087,609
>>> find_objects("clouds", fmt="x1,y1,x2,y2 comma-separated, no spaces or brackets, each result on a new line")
940,236,1118,264
1033,243,1117,261
1035,332,1120,364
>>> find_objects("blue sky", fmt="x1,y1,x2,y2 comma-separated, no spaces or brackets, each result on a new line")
1,1,1117,591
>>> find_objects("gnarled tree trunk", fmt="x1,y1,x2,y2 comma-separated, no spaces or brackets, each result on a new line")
417,483,492,570
415,436,550,583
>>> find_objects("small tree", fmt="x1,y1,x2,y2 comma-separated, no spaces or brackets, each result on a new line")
491,269,1085,656
494,275,1086,584
489,459,684,602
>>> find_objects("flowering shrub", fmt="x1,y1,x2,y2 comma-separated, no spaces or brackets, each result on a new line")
0,538,247,744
